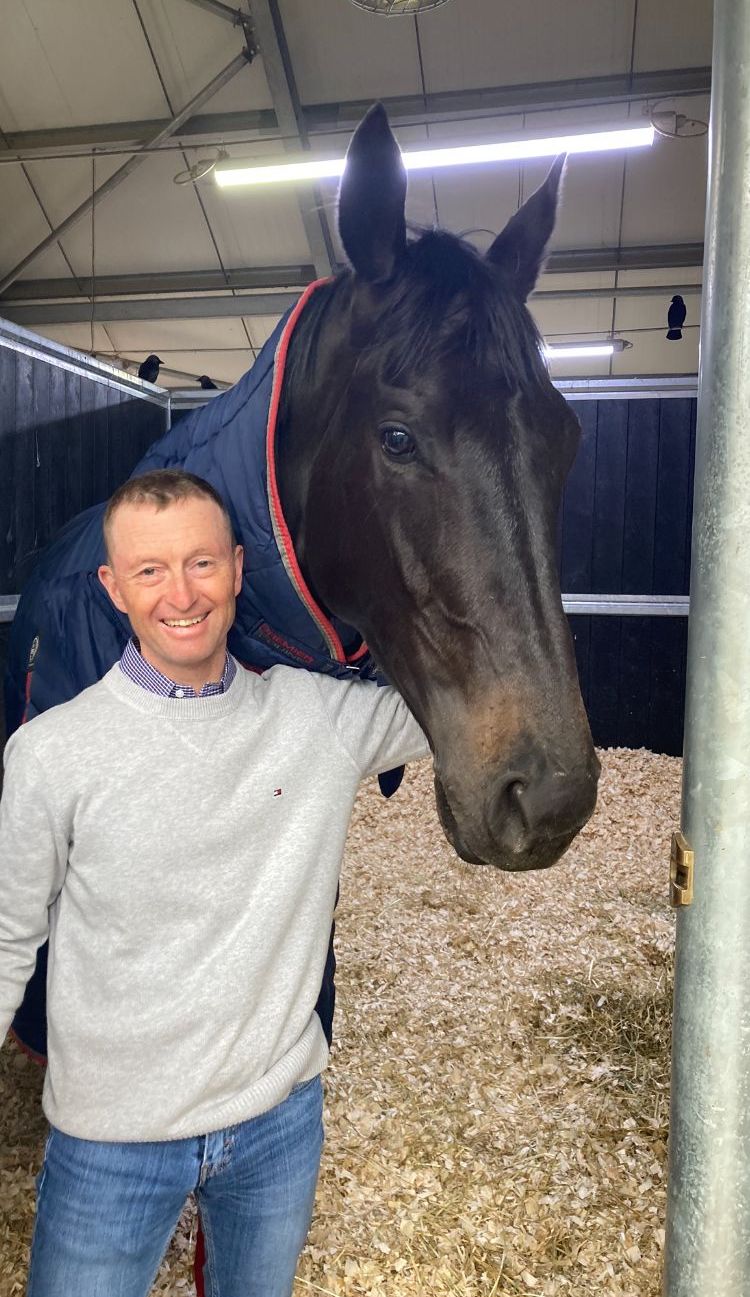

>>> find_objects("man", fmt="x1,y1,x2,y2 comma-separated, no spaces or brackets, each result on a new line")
0,469,428,1297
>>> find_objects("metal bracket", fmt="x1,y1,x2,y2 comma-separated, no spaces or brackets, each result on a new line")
670,830,695,906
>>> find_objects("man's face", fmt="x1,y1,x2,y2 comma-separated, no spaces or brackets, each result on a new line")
98,496,243,689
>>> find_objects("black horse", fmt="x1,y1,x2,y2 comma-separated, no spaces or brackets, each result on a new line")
276,106,599,870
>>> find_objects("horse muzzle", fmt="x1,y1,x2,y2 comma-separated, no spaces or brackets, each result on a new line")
434,749,600,872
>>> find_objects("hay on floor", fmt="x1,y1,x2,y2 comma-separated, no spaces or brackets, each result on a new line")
0,748,679,1297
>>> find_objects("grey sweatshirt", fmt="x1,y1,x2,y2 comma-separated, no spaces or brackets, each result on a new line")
0,663,429,1142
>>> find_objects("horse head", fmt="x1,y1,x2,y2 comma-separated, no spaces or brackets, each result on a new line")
277,104,599,872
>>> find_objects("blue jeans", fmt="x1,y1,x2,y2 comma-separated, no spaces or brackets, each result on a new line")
27,1076,324,1297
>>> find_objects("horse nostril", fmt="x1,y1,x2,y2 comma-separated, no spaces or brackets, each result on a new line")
502,777,532,836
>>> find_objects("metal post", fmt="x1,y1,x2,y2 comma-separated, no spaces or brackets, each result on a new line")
664,2,750,1294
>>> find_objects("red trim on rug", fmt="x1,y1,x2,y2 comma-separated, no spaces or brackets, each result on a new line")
194,1223,206,1297
9,1027,47,1068
346,640,369,663
265,279,369,669
21,669,33,726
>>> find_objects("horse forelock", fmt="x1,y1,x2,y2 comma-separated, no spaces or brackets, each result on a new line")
281,228,549,408
371,229,549,391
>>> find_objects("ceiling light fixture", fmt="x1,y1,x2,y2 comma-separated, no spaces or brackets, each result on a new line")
647,100,708,140
174,147,229,186
214,125,655,189
544,340,630,361
349,0,454,11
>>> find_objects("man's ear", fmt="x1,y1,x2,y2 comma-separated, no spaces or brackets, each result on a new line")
233,545,244,597
98,564,127,614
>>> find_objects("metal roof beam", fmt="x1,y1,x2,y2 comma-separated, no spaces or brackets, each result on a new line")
180,0,247,23
2,295,300,324
0,67,711,161
0,243,704,310
1,280,704,327
307,65,712,129
246,0,336,279
548,243,704,272
2,266,317,301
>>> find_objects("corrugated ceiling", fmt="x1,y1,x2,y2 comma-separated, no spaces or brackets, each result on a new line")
0,0,711,386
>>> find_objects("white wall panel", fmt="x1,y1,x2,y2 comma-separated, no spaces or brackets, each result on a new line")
106,316,250,354
278,0,422,103
620,131,708,245
634,0,712,71
0,0,167,130
417,0,635,94
531,295,616,340
42,154,224,277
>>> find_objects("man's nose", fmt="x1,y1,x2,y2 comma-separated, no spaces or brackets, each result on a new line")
165,573,197,610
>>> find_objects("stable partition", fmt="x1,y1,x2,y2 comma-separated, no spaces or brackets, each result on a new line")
559,378,697,757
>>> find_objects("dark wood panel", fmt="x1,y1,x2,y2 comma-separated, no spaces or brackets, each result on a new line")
648,618,688,755
591,400,629,591
92,381,109,503
587,617,622,748
618,615,653,748
48,364,69,547
654,399,694,595
561,400,598,591
622,400,659,595
64,370,84,518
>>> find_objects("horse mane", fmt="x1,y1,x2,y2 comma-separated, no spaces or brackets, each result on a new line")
282,226,549,404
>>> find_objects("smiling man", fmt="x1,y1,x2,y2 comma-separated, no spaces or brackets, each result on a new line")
0,469,428,1297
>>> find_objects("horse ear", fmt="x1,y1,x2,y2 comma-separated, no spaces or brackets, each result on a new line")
486,155,565,300
338,103,407,283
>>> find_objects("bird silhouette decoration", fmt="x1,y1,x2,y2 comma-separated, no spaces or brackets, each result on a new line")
137,354,163,383
666,295,687,341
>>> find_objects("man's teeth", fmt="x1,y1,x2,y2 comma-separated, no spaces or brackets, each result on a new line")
163,614,208,627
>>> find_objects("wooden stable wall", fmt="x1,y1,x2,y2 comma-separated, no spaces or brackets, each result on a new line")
561,392,696,757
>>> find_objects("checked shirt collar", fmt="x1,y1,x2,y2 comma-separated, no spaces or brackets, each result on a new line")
119,637,236,698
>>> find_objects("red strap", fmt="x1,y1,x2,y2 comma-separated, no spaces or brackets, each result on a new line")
194,1221,206,1297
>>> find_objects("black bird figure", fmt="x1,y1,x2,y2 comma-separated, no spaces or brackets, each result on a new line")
667,295,687,341
137,354,163,383
199,375,218,390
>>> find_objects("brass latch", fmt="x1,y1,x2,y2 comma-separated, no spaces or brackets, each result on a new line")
670,831,694,907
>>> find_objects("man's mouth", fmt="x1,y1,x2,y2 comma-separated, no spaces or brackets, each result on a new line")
161,613,209,628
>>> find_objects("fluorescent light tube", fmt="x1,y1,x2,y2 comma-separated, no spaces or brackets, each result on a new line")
544,343,620,360
215,125,655,188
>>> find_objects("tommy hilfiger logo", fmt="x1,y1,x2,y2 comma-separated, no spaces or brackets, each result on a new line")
273,788,283,798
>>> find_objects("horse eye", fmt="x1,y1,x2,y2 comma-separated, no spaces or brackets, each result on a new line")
380,424,416,459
